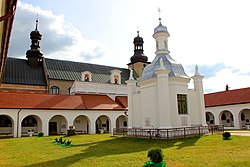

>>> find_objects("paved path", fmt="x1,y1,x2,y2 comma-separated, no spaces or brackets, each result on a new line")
227,130,250,136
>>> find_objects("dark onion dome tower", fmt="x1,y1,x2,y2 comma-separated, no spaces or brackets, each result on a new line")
128,31,150,78
26,19,43,68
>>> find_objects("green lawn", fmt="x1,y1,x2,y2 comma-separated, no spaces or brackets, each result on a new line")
0,134,250,167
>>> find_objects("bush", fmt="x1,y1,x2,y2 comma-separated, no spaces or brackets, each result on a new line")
222,132,231,139
147,148,164,164
66,129,76,136
54,137,72,146
38,132,44,137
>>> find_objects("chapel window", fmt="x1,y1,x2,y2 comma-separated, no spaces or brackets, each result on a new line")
164,40,167,49
177,94,188,114
49,86,60,94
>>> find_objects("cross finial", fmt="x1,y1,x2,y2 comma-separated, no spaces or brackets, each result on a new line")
35,14,38,30
158,7,161,23
137,26,139,36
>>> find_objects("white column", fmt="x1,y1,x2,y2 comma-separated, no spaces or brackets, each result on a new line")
43,120,49,136
214,111,220,125
13,118,17,138
233,111,240,129
192,68,206,126
89,117,96,134
125,78,137,128
155,65,171,128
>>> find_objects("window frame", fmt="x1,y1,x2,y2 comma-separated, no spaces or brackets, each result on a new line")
49,86,60,94
177,94,188,115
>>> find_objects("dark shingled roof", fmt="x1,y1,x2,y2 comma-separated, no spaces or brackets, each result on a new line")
44,58,130,84
2,57,47,86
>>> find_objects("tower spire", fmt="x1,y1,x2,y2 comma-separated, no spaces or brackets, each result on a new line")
26,17,43,67
158,8,161,24
35,14,38,30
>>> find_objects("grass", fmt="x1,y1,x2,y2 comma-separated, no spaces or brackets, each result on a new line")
0,134,250,167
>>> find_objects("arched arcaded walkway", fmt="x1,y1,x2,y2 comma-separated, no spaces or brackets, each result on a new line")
73,115,90,134
0,114,14,137
205,112,215,126
95,115,111,134
21,115,42,136
49,115,68,135
219,110,234,127
239,109,250,129
115,115,128,129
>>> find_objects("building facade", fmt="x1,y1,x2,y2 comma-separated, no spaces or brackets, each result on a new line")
127,18,206,129
205,87,250,129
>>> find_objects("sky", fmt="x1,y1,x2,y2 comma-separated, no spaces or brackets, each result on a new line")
8,0,250,93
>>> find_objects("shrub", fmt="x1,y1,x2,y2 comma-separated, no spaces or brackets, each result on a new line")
54,137,72,146
38,132,44,137
222,132,231,139
147,148,164,164
66,129,76,136
65,140,72,146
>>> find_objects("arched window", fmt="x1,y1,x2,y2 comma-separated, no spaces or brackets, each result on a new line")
114,75,119,84
81,71,92,82
110,69,121,84
84,74,90,82
0,115,12,127
156,41,159,50
22,116,37,127
164,40,167,49
49,86,59,94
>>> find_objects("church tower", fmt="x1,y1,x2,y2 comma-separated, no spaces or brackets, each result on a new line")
26,18,43,67
128,31,149,78
153,17,170,55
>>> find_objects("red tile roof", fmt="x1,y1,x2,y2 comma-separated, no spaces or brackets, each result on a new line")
204,87,250,107
115,96,128,108
80,94,125,110
0,92,126,110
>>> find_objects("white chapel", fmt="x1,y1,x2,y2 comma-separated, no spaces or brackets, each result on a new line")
126,17,207,129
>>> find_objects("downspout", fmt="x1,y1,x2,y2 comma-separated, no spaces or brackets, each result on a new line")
16,109,21,138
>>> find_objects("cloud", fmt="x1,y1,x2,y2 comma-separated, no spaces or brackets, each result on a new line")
8,2,108,62
186,63,250,93
186,63,226,79
203,67,250,93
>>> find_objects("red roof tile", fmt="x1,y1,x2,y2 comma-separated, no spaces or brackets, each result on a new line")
204,87,250,107
0,92,126,110
115,96,128,108
80,94,125,110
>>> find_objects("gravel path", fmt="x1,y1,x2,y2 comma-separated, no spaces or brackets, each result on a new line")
227,131,250,136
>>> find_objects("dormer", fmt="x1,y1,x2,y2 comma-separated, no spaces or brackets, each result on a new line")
81,71,92,82
110,69,122,84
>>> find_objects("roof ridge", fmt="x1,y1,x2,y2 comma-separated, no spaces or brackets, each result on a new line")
205,87,250,95
45,58,128,70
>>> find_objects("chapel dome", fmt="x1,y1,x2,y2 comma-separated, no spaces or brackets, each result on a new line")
140,53,188,81
154,23,168,34
134,35,143,43
30,29,42,39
